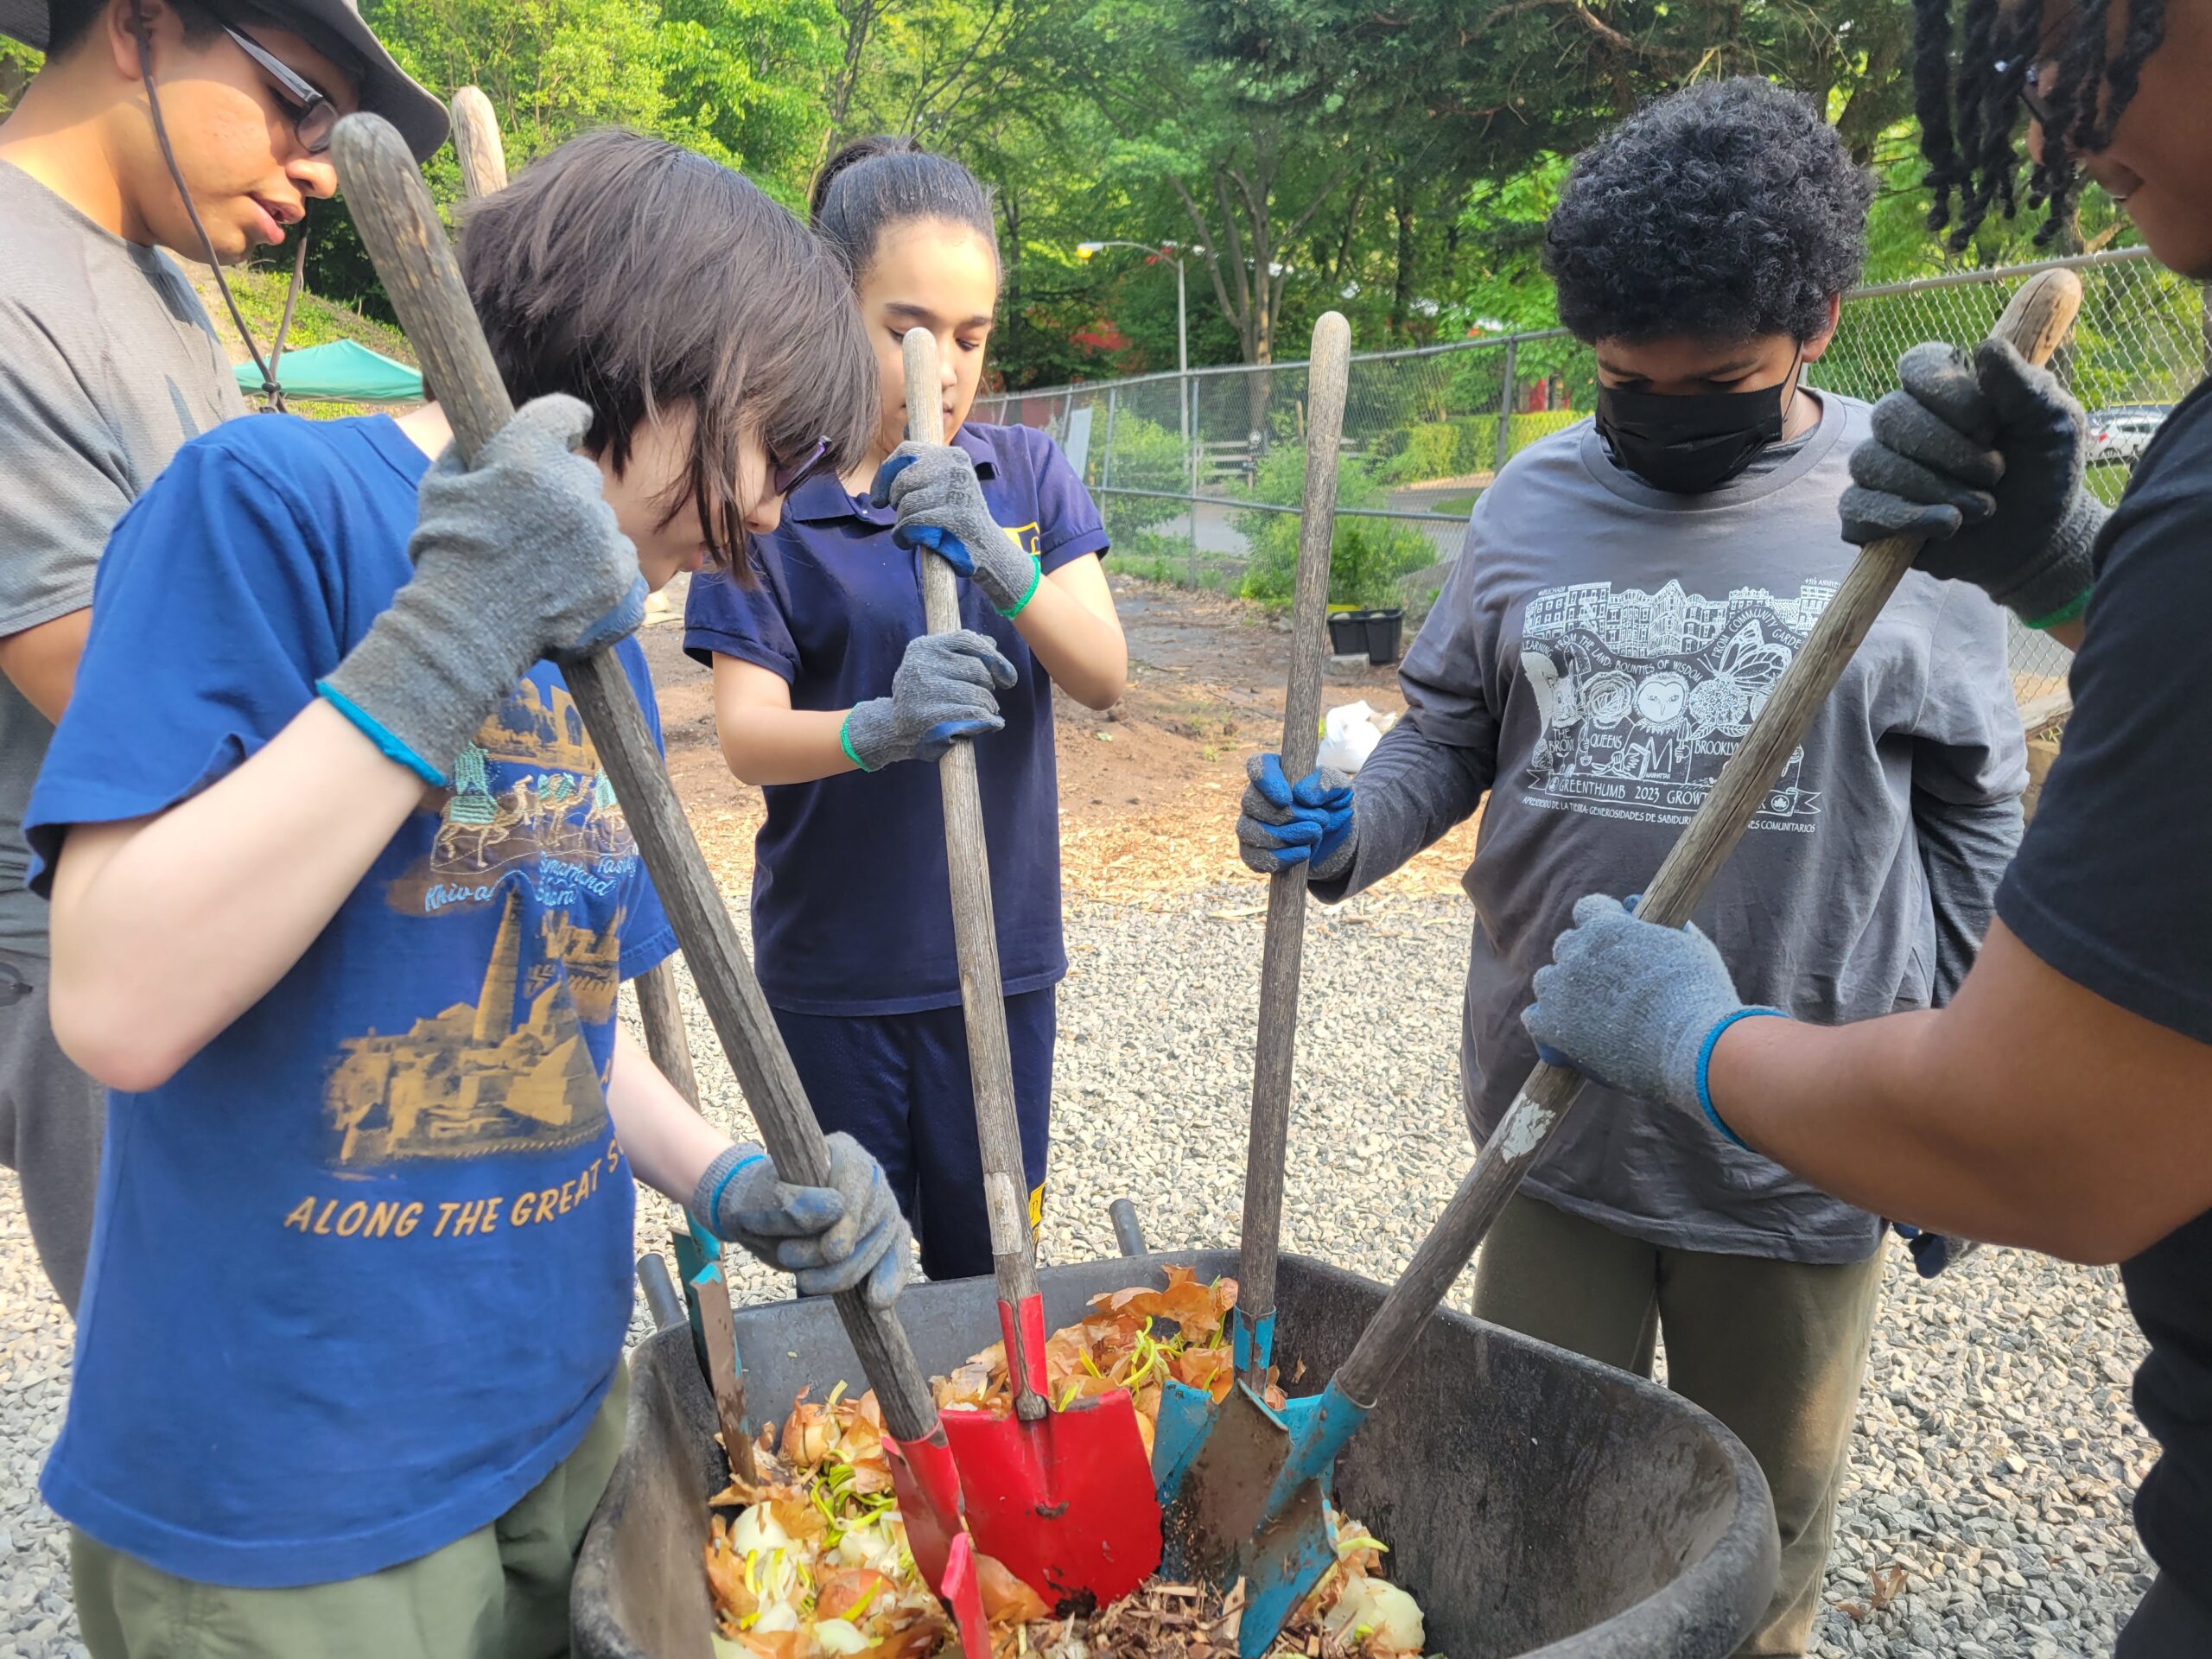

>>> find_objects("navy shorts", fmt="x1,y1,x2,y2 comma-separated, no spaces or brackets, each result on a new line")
772,987,1053,1282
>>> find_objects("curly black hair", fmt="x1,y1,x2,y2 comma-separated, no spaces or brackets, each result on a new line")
1542,78,1875,344
1915,0,2167,251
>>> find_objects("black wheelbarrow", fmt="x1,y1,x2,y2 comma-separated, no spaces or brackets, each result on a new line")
573,1247,1777,1658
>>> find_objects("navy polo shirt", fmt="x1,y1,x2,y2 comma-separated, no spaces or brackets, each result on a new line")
685,422,1109,1015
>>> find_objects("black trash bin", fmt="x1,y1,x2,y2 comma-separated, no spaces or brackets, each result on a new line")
1327,611,1366,654
575,1251,1777,1659
1362,607,1404,666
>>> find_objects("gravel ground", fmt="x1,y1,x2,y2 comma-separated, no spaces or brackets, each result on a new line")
0,887,2159,1657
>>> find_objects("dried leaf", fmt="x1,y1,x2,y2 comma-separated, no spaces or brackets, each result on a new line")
976,1551,1052,1624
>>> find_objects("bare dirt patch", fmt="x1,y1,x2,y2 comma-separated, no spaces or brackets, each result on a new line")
639,577,1483,906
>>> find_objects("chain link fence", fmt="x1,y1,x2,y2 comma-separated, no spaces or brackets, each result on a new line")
975,245,2204,711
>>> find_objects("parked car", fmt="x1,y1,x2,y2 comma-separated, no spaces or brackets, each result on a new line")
2088,404,2172,466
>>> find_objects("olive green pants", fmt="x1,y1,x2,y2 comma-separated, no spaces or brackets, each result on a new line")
72,1365,630,1659
1471,1193,1885,1658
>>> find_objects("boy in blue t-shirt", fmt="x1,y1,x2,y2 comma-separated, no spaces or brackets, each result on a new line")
23,131,903,1658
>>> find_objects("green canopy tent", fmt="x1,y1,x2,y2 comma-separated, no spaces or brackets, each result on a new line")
234,338,423,404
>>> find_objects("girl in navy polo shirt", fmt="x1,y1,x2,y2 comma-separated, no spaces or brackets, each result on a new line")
685,137,1127,1281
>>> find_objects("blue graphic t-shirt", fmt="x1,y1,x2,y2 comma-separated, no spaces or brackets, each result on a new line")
22,414,674,1588
683,422,1107,1015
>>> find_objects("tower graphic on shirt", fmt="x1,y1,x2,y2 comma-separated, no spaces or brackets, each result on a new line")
324,887,610,1167
1517,577,1834,825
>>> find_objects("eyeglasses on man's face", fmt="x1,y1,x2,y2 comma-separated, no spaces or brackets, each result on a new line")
225,25,338,155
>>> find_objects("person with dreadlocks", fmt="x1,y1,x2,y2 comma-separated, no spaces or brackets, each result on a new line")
1522,4,2211,1653
0,0,442,1316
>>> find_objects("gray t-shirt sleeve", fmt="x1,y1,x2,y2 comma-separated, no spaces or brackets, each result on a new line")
1905,588,2029,1000
0,306,130,635
1312,520,1500,902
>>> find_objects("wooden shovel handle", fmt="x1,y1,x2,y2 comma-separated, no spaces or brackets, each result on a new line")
1238,311,1351,1379
899,330,1046,1420
331,112,942,1444
1332,266,2084,1411
449,87,507,199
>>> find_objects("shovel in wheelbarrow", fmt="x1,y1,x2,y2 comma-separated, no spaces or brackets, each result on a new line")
1159,266,2086,1657
893,327,1165,1611
329,113,993,1659
1153,311,1351,1498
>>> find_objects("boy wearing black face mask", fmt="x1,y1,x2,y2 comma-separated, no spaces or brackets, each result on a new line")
1233,78,2024,1656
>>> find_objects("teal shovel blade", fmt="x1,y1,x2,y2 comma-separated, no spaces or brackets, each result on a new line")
1157,1378,1370,1659
1154,1306,1277,1503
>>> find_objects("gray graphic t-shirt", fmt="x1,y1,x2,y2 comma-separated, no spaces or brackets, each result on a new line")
1323,391,2028,1262
0,162,245,957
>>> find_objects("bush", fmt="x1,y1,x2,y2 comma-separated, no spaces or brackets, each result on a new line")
1383,422,1458,484
1096,411,1192,545
1235,446,1433,611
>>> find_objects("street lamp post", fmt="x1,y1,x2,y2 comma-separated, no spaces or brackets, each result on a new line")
1079,239,1196,573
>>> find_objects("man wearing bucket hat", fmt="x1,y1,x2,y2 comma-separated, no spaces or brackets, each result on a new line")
0,0,441,1313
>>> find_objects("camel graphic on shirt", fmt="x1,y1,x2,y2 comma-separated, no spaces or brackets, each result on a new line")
385,677,639,916
1517,577,1832,826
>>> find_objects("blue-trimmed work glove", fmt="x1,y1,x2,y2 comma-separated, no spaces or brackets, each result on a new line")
842,631,1018,772
871,443,1042,616
692,1135,912,1307
1838,339,2103,631
317,394,645,786
1522,893,1784,1146
1236,753,1355,880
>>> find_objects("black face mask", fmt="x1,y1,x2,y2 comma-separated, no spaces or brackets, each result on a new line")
1595,357,1800,494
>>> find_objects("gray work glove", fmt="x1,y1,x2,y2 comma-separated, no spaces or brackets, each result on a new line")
1522,894,1784,1147
1838,339,2103,628
1236,753,1356,881
871,443,1042,615
319,395,645,784
841,630,1018,772
692,1134,912,1307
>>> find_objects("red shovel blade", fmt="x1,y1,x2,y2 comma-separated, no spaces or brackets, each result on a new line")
938,1534,989,1659
886,1427,990,1659
938,1296,1165,1610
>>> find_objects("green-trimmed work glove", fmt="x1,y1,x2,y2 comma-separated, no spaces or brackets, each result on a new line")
842,631,1018,772
692,1135,912,1307
1838,339,2102,630
872,443,1043,616
1522,893,1785,1147
317,394,645,785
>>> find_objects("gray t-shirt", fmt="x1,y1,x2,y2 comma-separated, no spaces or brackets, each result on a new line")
1325,392,2027,1262
0,162,245,956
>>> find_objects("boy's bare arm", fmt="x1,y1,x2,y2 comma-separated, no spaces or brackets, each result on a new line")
1711,921,2212,1262
48,701,423,1092
607,1027,914,1305
603,1027,733,1204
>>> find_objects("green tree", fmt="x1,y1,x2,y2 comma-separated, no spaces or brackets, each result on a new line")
364,0,668,163
0,41,36,119
655,0,843,200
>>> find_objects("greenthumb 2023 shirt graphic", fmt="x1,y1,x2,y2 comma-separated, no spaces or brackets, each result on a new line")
1516,575,1838,831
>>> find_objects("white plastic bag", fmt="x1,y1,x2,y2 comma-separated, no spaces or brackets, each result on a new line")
1317,700,1395,774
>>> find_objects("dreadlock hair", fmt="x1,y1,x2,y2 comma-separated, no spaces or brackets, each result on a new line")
1913,0,2168,251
